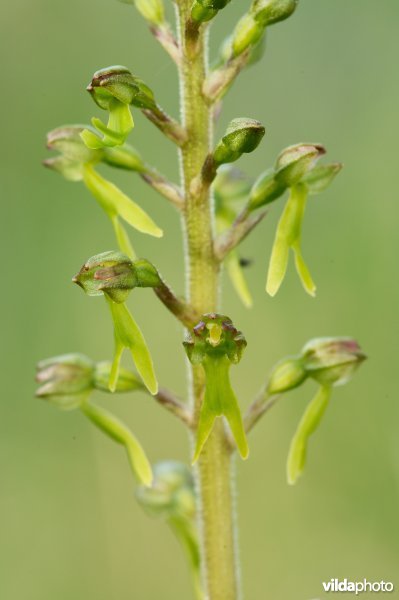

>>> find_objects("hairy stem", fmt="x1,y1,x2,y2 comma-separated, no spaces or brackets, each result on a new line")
177,4,240,599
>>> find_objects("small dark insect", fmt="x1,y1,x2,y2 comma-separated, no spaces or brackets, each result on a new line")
239,257,253,268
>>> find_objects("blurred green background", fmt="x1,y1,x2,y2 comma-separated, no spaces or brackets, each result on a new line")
1,1,398,598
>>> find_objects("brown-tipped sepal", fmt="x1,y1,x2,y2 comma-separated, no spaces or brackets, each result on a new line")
274,143,326,187
301,337,366,387
73,251,161,303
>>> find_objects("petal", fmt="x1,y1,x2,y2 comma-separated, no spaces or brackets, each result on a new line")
81,399,153,486
108,298,158,395
287,384,331,485
83,164,163,237
292,242,316,297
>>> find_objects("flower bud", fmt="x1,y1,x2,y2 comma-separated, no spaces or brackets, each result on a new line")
232,14,264,57
88,66,155,111
301,337,366,387
248,167,286,210
36,354,94,409
267,357,307,394
136,461,195,519
191,0,231,23
302,162,343,195
212,34,266,73
119,0,165,26
213,118,265,166
93,361,144,393
73,251,161,303
253,0,298,27
232,0,298,56
274,143,326,187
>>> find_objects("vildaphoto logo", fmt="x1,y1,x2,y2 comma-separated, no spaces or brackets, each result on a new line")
322,579,394,595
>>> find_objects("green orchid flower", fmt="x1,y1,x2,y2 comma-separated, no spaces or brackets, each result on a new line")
184,313,249,462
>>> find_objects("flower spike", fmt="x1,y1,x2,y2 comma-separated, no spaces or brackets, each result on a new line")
184,314,249,461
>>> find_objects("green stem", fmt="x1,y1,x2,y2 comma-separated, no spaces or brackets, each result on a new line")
177,4,240,599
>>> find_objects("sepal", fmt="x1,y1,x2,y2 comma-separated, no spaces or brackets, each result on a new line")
107,298,158,395
287,384,331,485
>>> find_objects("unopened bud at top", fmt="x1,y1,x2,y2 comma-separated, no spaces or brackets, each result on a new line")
274,143,325,187
36,354,95,409
267,357,307,395
136,461,196,519
191,0,231,23
73,251,160,303
253,0,298,27
232,14,263,57
184,313,247,365
88,66,156,111
214,118,265,166
232,0,298,56
301,337,366,387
